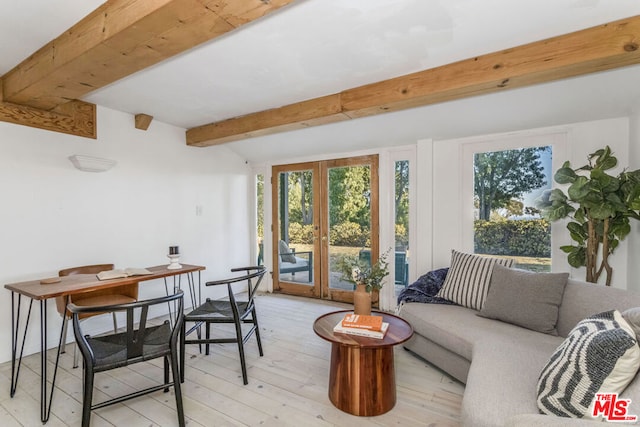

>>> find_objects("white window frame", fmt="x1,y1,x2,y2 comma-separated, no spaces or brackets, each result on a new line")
382,147,417,311
460,131,568,271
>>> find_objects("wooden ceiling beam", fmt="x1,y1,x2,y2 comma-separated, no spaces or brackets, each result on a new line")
187,14,640,147
187,94,348,147
0,84,96,138
1,0,296,112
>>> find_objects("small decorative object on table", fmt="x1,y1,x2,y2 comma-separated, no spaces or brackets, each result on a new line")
167,245,182,270
337,249,390,315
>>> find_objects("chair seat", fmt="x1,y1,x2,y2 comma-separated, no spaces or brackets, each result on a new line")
88,322,172,372
185,299,249,321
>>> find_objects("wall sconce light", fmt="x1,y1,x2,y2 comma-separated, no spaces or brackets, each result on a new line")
68,155,117,172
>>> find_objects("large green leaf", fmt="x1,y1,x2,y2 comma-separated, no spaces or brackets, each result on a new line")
548,189,568,203
560,245,577,254
590,168,611,188
627,187,640,210
567,247,586,268
566,222,587,244
592,146,617,171
554,166,577,184
589,203,616,220
590,147,608,160
567,176,591,200
598,155,618,171
545,204,574,220
605,193,626,211
574,207,586,223
610,219,631,239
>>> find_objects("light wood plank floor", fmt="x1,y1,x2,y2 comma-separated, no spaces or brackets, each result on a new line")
0,294,464,426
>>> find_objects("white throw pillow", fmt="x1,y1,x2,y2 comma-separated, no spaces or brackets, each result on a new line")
537,310,640,420
435,250,513,310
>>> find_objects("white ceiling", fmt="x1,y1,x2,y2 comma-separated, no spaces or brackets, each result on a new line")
2,0,640,163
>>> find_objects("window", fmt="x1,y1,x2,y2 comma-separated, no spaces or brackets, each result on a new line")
465,136,562,272
256,173,264,266
394,159,410,297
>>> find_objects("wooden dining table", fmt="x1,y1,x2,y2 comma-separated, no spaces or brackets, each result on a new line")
4,263,205,423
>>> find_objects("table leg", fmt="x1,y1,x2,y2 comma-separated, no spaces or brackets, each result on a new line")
10,294,65,423
39,299,67,423
174,271,203,382
10,292,33,398
40,300,48,422
328,343,396,416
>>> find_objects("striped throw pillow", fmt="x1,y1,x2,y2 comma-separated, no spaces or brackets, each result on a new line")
435,250,513,310
537,310,640,419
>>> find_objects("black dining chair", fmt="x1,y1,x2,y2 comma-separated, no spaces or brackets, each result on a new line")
69,290,185,427
181,266,266,385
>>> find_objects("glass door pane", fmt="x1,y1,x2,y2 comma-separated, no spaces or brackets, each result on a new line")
322,155,379,305
272,164,320,298
327,164,372,290
256,173,264,266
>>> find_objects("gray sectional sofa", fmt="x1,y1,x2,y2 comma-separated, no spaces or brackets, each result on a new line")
399,277,640,426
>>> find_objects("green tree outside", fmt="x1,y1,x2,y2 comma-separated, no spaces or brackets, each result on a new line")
474,147,549,220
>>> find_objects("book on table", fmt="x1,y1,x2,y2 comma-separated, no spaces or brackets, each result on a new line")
333,319,389,339
341,313,384,331
96,268,152,280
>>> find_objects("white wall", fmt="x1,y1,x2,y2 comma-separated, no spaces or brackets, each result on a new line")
0,106,253,363
628,105,640,292
427,117,632,288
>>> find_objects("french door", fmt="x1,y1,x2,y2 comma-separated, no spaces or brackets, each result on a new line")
272,155,379,304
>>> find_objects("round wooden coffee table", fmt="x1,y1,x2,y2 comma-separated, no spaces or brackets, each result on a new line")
313,310,413,416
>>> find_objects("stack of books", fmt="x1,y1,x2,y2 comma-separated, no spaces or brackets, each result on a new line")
333,313,389,339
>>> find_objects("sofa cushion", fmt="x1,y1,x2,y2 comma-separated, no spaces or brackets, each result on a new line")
622,307,640,341
436,250,514,310
463,329,564,427
478,265,568,335
537,310,640,420
400,301,560,362
556,280,640,338
278,240,296,263
400,303,477,360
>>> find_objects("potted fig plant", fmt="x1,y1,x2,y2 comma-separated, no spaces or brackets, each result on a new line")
537,146,640,286
337,249,390,315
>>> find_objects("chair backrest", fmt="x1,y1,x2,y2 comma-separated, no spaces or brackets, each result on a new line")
55,264,116,317
233,266,266,303
395,252,407,286
206,266,266,316
68,290,184,368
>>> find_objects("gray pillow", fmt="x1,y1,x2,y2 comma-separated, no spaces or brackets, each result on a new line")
622,307,640,341
478,264,569,335
278,240,296,263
